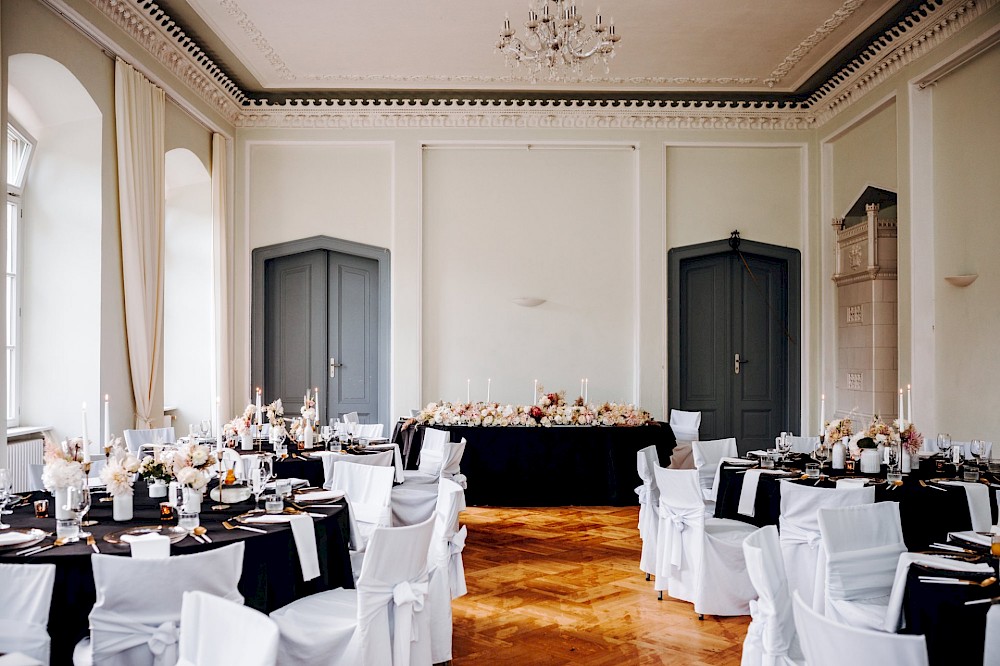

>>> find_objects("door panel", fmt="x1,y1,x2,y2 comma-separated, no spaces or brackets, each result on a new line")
264,250,328,416
328,254,379,423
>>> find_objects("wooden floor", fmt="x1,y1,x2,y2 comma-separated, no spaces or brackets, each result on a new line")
451,506,749,665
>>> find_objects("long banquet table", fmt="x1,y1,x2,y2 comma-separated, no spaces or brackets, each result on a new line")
393,421,676,506
0,481,353,664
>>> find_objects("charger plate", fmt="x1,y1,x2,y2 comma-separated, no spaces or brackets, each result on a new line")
0,528,47,551
103,525,189,545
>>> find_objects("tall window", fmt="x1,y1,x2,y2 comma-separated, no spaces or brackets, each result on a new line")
7,122,34,426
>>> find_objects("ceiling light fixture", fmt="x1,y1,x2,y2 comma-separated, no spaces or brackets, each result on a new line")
497,1,620,82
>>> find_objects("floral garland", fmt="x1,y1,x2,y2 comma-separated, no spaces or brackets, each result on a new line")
410,389,655,428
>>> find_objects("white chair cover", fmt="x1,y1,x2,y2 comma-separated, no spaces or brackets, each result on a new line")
692,438,737,502
741,526,804,666
74,543,245,666
778,482,874,612
404,437,467,487
784,436,818,455
26,464,45,493
652,467,756,616
318,450,395,490
343,412,360,424
427,479,467,663
669,409,701,443
792,592,928,666
123,428,176,455
635,445,660,577
986,605,1000,666
331,461,395,578
270,517,435,666
176,591,279,666
393,438,468,526
818,502,906,631
354,423,385,439
0,563,56,664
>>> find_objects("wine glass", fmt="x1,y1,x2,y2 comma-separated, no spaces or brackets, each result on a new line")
74,483,95,533
814,442,830,471
320,425,333,449
200,420,212,439
249,460,266,510
0,469,11,529
971,440,990,464
937,433,952,456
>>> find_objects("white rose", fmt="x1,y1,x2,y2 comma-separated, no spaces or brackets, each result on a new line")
191,447,208,467
176,466,199,486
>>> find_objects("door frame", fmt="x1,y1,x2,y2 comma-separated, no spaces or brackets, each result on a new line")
251,236,391,425
668,238,801,436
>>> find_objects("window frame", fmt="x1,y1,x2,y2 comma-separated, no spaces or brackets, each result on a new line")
6,119,35,428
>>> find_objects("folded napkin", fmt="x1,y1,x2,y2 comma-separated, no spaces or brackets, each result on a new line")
265,477,307,490
738,470,786,517
747,450,771,457
295,490,345,502
885,552,994,631
836,478,868,488
245,514,320,581
0,652,45,666
941,482,992,532
123,532,170,559
949,530,991,547
710,457,756,501
0,531,37,547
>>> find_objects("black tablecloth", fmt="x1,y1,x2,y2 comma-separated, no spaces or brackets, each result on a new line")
232,441,326,488
713,458,992,551
392,422,675,506
0,481,352,665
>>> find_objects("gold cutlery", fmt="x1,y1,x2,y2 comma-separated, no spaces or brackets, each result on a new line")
920,480,948,492
192,526,212,543
920,575,996,587
222,520,267,534
87,535,99,553
18,537,67,556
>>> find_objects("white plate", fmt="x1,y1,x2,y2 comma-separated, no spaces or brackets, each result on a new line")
209,485,252,503
0,528,47,551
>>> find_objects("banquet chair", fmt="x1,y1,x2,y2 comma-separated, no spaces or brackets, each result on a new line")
791,592,928,666
985,605,1000,666
427,479,468,664
343,412,360,424
26,464,44,492
354,423,385,439
402,427,452,484
652,467,756,617
741,526,804,666
635,445,660,580
778,482,874,612
692,438,737,508
818,501,906,631
783,436,819,455
319,449,395,490
669,409,701,443
73,542,245,666
330,461,395,578
392,439,468,526
405,437,467,486
270,517,436,666
0,563,57,664
123,428,176,455
176,591,279,666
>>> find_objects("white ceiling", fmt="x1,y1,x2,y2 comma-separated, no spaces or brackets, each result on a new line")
178,0,902,93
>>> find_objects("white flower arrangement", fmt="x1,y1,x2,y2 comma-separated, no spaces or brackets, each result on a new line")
100,458,135,497
41,437,86,491
164,441,217,490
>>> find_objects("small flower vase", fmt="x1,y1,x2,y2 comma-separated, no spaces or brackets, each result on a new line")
902,449,912,473
113,493,133,521
54,487,73,520
304,424,314,450
148,479,167,498
832,440,846,470
240,432,253,451
182,487,202,514
878,442,886,464
860,449,881,474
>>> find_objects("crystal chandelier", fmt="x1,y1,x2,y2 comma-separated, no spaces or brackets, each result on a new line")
496,1,620,82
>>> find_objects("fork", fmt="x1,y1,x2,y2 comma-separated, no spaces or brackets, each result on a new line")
222,520,267,534
87,535,99,554
920,480,948,492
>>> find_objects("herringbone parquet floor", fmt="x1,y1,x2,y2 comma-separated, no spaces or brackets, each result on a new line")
450,506,749,665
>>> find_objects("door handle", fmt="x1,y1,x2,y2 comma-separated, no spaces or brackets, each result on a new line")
734,354,749,375
329,357,343,378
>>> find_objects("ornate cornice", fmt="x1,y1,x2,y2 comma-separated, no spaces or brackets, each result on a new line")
74,0,997,130
765,0,869,88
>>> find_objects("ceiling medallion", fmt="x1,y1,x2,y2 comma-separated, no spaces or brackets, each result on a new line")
496,0,620,82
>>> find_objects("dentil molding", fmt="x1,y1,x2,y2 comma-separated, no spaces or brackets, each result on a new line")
64,0,1000,130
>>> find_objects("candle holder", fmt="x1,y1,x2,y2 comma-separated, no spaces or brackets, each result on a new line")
211,457,230,511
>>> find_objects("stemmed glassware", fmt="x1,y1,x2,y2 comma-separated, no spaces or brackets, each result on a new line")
971,440,990,465
937,433,952,457
320,425,333,449
886,444,902,484
0,469,11,529
814,440,830,471
72,483,94,533
249,458,267,510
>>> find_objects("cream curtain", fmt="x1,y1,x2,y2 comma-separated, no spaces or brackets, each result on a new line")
115,59,165,429
211,133,232,419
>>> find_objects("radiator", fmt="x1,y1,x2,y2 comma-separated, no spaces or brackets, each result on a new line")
8,437,44,493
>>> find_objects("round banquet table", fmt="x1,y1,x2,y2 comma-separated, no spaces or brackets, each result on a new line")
0,481,352,665
224,439,327,488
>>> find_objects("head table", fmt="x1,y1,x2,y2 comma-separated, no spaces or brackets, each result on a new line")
0,481,353,665
715,453,1000,666
392,420,676,507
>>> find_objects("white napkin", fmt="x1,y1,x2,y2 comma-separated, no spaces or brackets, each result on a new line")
836,478,869,488
737,469,786,517
265,477,307,490
884,552,994,631
710,457,755,501
295,490,345,502
747,450,771,457
941,481,993,532
123,532,170,559
0,531,37,547
948,530,991,547
0,653,44,666
245,514,320,581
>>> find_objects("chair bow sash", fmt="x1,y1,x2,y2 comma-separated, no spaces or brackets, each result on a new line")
89,610,179,666
779,522,823,549
658,501,702,569
826,543,906,601
449,526,468,598
358,573,430,666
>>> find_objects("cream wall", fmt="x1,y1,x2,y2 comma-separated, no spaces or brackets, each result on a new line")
931,43,1000,441
831,102,897,219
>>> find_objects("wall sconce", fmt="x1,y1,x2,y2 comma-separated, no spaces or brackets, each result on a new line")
511,297,546,307
943,274,978,287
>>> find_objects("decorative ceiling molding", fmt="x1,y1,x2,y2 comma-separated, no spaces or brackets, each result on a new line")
764,0,870,87
74,0,996,130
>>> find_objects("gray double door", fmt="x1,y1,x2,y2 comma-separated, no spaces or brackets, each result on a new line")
264,249,380,424
675,251,791,452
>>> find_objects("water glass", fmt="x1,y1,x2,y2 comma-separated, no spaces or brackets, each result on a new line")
805,463,820,479
276,478,293,499
265,495,283,514
177,509,200,531
964,465,980,482
56,517,81,542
